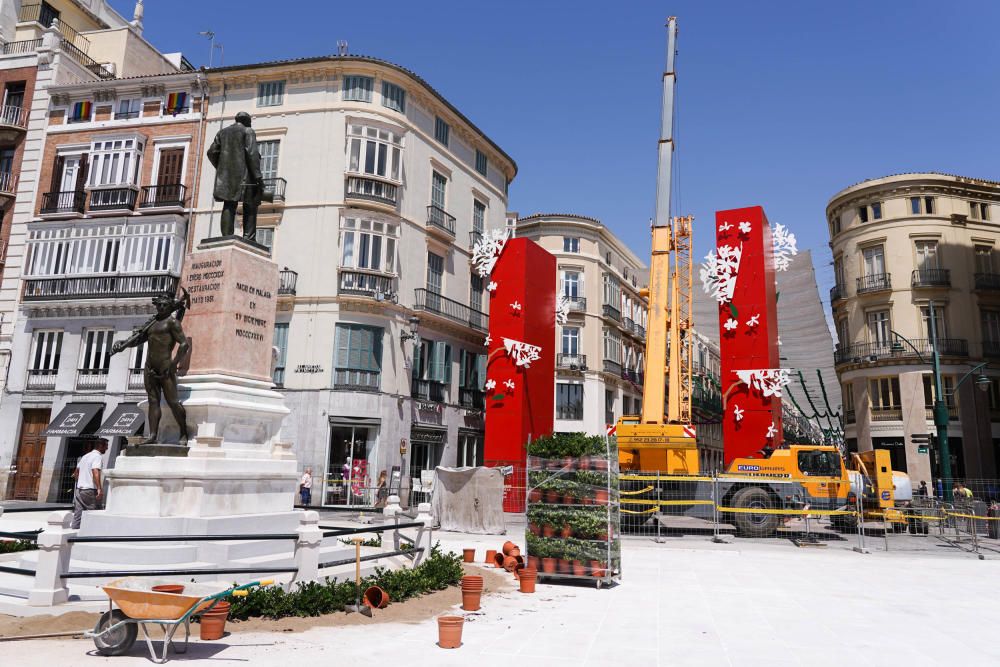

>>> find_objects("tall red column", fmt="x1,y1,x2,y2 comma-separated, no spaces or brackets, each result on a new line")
483,238,556,511
715,206,782,464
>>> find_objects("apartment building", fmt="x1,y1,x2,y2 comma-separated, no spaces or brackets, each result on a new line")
0,0,193,501
191,55,516,506
512,214,647,436
828,173,1000,483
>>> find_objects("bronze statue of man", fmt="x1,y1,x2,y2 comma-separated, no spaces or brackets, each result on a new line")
207,111,263,241
112,290,191,446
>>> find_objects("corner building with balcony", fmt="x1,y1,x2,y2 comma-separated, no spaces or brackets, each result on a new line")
512,214,648,437
193,55,515,506
0,1,198,502
828,173,1000,484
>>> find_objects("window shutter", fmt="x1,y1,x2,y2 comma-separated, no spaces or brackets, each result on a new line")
334,325,350,369
459,351,468,388
443,344,452,384
50,155,65,193
412,341,425,379
75,154,89,191
476,354,487,386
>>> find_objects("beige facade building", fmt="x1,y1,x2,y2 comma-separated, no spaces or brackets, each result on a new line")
828,172,1000,484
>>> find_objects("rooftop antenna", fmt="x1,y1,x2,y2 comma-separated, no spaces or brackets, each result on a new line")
199,31,216,68
337,40,348,56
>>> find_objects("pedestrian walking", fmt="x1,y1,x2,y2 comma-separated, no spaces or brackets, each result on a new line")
916,481,928,497
72,439,107,529
299,467,313,506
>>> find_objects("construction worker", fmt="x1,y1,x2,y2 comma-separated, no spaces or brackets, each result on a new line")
954,481,974,503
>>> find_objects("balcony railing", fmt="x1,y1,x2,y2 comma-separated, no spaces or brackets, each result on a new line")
426,205,456,236
411,378,446,402
603,359,622,375
925,406,959,421
635,323,646,339
692,390,723,415
556,353,587,369
871,407,903,422
834,338,969,365
40,190,85,214
338,268,395,299
334,368,381,392
60,40,114,80
974,273,1000,291
984,340,1000,358
89,187,137,211
279,269,298,296
564,296,587,313
114,110,141,120
23,273,179,301
622,368,641,384
2,39,43,55
911,268,950,288
622,317,636,333
856,273,891,294
263,177,286,203
0,172,16,195
345,175,397,207
0,105,27,129
26,369,57,391
413,288,489,333
127,368,145,391
459,387,485,409
602,303,621,321
75,369,108,391
19,4,90,51
140,183,186,208
844,409,856,424
829,284,847,302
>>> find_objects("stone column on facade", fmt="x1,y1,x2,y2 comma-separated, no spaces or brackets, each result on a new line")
899,371,931,485
958,380,993,479
853,377,872,452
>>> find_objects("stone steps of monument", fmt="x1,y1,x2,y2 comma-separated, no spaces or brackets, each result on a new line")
44,542,202,566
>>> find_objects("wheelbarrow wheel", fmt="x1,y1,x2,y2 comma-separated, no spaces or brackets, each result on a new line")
93,609,138,656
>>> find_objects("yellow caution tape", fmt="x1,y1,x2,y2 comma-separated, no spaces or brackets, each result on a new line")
716,506,857,517
619,485,655,496
621,474,714,482
944,511,1000,521
620,507,658,515
620,498,715,507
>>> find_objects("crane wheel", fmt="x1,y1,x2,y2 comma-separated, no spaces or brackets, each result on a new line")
730,487,779,538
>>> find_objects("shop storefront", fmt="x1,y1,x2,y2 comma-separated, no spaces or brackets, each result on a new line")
324,417,380,507
409,426,446,503
41,402,105,503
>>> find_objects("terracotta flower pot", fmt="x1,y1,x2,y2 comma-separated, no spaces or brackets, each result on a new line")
597,532,609,542
198,601,230,641
528,523,541,536
545,490,560,504
572,560,588,577
463,548,476,563
528,488,542,503
493,552,505,568
518,567,537,593
541,557,557,573
580,455,591,470
590,560,607,578
508,546,521,558
560,524,573,539
152,584,184,595
485,549,498,565
562,457,576,471
563,494,576,505
461,575,484,590
593,458,609,471
502,555,523,574
594,489,609,504
541,524,555,538
461,589,482,611
363,586,390,609
437,615,464,649
557,558,572,574
527,555,540,570
501,540,518,556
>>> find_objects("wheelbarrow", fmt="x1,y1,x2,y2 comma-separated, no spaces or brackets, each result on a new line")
85,577,273,663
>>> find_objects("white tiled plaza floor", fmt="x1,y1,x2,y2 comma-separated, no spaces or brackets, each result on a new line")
5,528,1000,666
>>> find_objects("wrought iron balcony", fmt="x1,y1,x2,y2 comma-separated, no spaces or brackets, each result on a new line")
844,409,856,424
0,172,16,197
263,177,286,203
60,40,114,80
603,359,623,375
856,272,891,294
829,283,847,302
911,268,950,288
335,369,381,392
89,186,137,211
602,303,621,321
40,190,85,215
140,183,186,209
75,369,108,391
871,407,902,422
1,39,42,55
556,353,587,370
459,387,485,409
426,205,456,237
23,273,179,301
411,378,446,402
338,268,395,299
26,369,57,391
564,296,587,313
345,175,398,207
278,269,298,296
635,323,646,339
127,368,145,391
834,338,968,365
0,105,27,141
622,317,636,333
622,368,640,384
413,288,489,333
974,273,1000,291
114,110,141,120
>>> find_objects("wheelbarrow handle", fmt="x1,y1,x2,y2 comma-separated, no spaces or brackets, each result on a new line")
230,579,275,597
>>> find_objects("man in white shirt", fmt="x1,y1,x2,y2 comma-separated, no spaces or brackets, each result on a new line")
72,439,108,529
299,467,313,506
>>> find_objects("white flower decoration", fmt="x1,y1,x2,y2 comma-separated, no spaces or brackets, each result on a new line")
700,244,743,304
733,405,744,422
724,318,739,331
487,281,498,292
502,337,542,368
485,379,496,391
555,294,570,325
746,314,760,328
718,222,733,233
503,379,515,391
511,300,522,312
735,369,793,398
472,228,509,277
484,335,492,346
766,422,778,439
771,223,798,272
738,221,752,234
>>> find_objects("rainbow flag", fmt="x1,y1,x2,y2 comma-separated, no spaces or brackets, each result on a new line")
71,101,92,121
166,92,187,115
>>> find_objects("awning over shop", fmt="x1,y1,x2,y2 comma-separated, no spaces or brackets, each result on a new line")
42,403,104,437
94,403,145,438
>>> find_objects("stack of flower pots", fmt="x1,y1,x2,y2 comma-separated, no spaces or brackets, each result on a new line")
524,432,621,587
199,601,231,640
460,575,484,611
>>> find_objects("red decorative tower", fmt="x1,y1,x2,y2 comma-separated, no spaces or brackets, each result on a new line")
712,206,783,464
482,237,556,511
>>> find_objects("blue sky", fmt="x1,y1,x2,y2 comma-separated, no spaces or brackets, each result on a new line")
122,0,999,311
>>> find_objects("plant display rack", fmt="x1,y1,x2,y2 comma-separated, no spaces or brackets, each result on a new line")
525,433,620,588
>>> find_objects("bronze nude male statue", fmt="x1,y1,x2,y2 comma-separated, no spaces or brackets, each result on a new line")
112,290,191,446
207,111,264,241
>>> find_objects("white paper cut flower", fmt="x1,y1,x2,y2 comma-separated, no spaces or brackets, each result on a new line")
766,422,778,439
472,228,509,278
487,281,498,292
771,223,798,272
738,221,752,234
718,222,733,232
485,379,496,391
735,369,792,398
555,294,570,325
484,335,492,346
700,244,743,304
503,379,515,391
733,405,744,422
746,314,760,328
511,300,522,312
724,318,739,331
502,338,542,368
